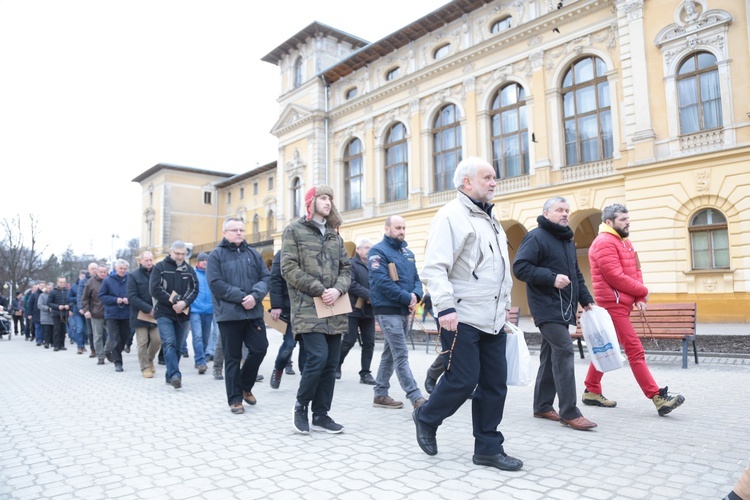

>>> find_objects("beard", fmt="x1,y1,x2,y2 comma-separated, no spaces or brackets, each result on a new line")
614,226,629,238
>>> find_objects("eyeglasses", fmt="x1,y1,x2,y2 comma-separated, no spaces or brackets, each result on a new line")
226,228,246,233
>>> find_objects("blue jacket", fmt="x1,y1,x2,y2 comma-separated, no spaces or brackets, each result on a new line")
191,267,213,315
368,235,423,316
99,270,131,320
207,238,269,322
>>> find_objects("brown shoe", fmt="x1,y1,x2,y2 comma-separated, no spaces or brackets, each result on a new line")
373,396,404,409
243,391,256,405
197,364,207,374
412,397,428,409
533,409,561,421
142,369,154,379
89,350,97,358
560,416,597,431
230,402,245,414
149,361,155,373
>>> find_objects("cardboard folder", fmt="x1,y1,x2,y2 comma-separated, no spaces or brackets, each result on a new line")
388,263,399,281
313,292,353,318
355,297,365,310
137,310,157,324
264,310,288,332
169,290,190,315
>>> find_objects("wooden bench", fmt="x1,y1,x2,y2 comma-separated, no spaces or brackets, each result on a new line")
570,303,698,369
423,306,520,353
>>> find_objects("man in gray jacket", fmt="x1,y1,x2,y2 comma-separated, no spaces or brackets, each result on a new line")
414,157,522,472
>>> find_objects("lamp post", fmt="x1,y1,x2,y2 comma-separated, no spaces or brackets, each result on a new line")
3,282,12,305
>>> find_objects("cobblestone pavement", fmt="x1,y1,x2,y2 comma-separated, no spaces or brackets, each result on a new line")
1,331,749,499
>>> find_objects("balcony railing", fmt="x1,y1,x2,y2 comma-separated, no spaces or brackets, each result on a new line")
376,199,409,216
560,159,614,183
249,230,273,243
680,129,724,155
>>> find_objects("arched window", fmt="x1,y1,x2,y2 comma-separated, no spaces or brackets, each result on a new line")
291,177,302,218
689,209,729,270
385,123,408,202
345,87,358,99
386,67,400,81
433,44,451,60
267,211,275,233
562,56,613,165
491,83,529,178
293,57,303,88
491,16,512,34
252,214,260,235
677,52,722,134
344,139,363,210
432,104,462,192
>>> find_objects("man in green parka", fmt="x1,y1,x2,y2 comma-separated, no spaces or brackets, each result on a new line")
282,185,351,435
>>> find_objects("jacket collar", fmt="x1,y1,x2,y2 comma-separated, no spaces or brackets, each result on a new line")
457,190,494,218
383,234,406,250
598,222,626,241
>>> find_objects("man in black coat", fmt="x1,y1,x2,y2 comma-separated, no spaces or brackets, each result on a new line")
128,251,162,378
268,250,305,389
47,277,71,351
513,196,596,431
336,238,376,385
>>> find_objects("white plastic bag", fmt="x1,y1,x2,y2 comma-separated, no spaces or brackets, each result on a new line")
580,305,624,373
504,321,533,386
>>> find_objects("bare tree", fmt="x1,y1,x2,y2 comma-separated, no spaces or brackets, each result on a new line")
0,214,51,294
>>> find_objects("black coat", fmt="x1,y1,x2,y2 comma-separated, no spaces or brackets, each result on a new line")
149,255,199,320
348,256,373,319
513,225,593,327
269,251,290,320
128,265,154,328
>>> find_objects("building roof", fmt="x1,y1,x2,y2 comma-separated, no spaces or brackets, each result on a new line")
261,21,370,66
131,163,236,183
320,0,488,84
214,161,278,188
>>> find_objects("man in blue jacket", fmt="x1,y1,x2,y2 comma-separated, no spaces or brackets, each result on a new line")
207,218,270,414
370,215,427,410
99,260,131,372
189,252,213,375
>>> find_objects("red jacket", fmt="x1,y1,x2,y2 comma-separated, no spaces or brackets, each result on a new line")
588,224,648,310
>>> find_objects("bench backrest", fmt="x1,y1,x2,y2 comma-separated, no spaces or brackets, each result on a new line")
574,303,697,337
507,306,520,327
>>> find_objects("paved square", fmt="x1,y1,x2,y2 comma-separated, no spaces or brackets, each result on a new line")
1,331,748,499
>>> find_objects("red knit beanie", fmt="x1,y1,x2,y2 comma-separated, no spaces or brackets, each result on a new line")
304,187,317,220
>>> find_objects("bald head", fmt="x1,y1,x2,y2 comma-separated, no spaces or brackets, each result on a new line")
385,215,406,243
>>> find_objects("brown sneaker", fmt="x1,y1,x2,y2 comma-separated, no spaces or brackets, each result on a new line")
412,397,428,409
230,402,245,414
243,391,257,405
373,396,404,409
142,369,154,379
197,364,207,374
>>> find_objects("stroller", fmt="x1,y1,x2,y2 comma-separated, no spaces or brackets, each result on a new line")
0,307,12,340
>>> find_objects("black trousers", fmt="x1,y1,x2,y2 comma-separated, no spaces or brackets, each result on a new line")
105,319,130,366
534,322,582,421
52,315,68,349
219,319,268,406
339,316,375,375
43,324,53,346
12,315,23,334
416,322,508,455
297,333,341,418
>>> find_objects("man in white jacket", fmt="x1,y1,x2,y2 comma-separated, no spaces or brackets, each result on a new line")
413,156,522,472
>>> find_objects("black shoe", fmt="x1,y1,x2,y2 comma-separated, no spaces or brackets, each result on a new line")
208,355,214,362
335,367,342,380
472,453,523,471
359,373,376,385
256,374,264,382
270,369,283,389
171,377,182,389
115,365,124,372
53,347,59,352
106,352,114,363
124,345,130,354
424,376,437,394
412,407,437,456
158,359,166,365
293,403,309,435
44,343,49,349
59,347,67,351
182,351,189,358
312,415,344,434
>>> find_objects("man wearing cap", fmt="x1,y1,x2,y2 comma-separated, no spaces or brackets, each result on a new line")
189,252,214,375
281,185,351,435
207,219,270,414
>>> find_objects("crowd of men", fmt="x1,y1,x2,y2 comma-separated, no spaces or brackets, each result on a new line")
4,156,687,473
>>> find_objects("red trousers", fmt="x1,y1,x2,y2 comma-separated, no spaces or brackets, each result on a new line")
584,306,660,399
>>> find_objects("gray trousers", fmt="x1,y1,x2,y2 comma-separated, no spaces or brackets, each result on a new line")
374,314,422,403
91,318,106,360
534,322,582,421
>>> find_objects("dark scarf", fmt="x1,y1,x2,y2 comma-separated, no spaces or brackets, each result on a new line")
537,215,574,241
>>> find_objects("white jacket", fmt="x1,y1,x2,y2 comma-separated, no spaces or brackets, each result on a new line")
421,190,512,334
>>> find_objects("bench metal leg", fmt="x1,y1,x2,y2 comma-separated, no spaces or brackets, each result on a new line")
681,339,688,369
577,338,584,359
693,339,699,365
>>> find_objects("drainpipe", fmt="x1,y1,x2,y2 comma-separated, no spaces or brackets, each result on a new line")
320,74,330,185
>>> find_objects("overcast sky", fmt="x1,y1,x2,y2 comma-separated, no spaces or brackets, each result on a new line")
0,0,447,260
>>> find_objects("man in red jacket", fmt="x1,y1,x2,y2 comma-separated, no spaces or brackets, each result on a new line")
583,204,685,416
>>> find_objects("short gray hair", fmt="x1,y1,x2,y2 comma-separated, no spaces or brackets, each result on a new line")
602,204,628,223
453,157,491,189
356,238,372,248
170,240,187,251
223,218,244,231
543,196,568,213
115,259,129,269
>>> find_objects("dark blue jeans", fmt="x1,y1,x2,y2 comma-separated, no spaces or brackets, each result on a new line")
219,319,268,406
417,322,508,455
189,312,213,366
340,316,375,376
296,333,341,419
157,316,189,382
274,323,296,371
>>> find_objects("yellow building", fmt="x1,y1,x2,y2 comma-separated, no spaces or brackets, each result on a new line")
134,0,750,322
